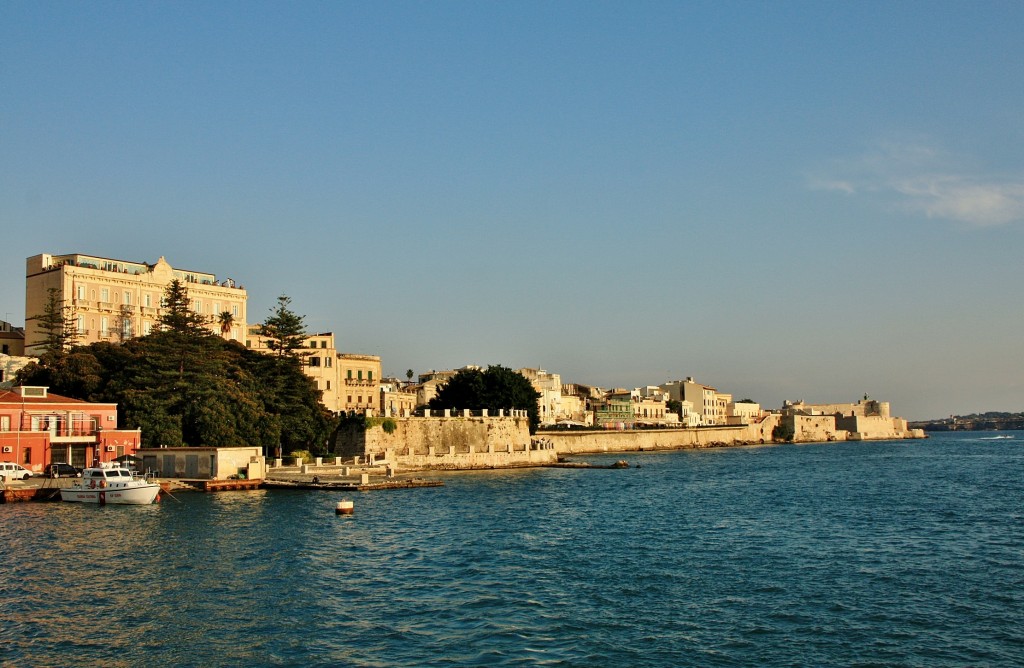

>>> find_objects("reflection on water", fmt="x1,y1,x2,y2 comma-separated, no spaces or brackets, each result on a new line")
2,434,1023,666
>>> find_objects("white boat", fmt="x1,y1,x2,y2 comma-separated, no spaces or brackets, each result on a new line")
60,464,161,505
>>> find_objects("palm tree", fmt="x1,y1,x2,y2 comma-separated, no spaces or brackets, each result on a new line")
217,311,235,339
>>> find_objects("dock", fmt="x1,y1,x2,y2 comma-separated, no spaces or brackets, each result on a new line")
263,478,443,492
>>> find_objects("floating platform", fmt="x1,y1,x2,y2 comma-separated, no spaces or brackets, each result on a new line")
544,459,633,470
263,478,443,492
196,479,265,492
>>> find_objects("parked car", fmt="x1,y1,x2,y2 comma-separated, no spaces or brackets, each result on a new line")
0,462,33,481
47,463,82,478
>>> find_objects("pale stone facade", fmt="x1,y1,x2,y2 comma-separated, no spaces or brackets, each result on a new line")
660,378,719,425
339,354,382,414
0,355,34,389
0,320,25,357
25,254,247,353
727,401,762,425
517,368,564,425
379,379,418,416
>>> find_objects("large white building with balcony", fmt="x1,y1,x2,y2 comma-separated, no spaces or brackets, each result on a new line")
24,253,248,354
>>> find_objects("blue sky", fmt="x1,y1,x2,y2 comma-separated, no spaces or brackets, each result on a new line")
2,1,1023,420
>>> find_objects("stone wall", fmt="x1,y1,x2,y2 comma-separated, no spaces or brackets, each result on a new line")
543,417,780,454
333,413,556,469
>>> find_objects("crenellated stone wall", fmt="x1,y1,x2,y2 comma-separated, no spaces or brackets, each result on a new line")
333,411,556,469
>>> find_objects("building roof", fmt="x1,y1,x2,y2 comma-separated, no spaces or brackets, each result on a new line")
0,388,115,407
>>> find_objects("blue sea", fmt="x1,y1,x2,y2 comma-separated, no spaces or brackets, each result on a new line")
2,432,1022,667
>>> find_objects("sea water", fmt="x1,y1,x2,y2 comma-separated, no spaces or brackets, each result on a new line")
1,432,1022,666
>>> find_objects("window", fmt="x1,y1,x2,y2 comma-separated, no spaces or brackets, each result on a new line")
357,396,363,404
101,288,109,302
122,319,132,337
368,371,373,381
23,447,31,466
101,317,108,336
326,381,331,390
325,357,332,368
143,322,152,335
1,344,7,355
145,293,152,308
0,416,9,431
213,302,220,314
195,300,202,313
232,305,238,316
321,341,327,349
347,370,352,379
309,341,317,348
123,291,131,305
358,370,363,381
309,357,321,367
347,395,352,404
77,284,85,300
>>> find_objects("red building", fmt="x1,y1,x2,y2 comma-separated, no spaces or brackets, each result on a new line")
0,386,141,474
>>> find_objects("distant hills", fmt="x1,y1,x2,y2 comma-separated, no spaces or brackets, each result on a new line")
909,412,1024,431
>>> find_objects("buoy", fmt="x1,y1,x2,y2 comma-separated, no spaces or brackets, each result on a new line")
335,499,354,515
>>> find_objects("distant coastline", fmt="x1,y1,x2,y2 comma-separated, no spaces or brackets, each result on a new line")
910,414,1024,432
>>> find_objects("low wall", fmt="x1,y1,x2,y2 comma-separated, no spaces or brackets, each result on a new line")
541,417,779,455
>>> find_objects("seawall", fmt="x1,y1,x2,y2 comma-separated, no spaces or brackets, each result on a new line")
334,412,557,469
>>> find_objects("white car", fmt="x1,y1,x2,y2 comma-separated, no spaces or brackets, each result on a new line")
0,462,32,481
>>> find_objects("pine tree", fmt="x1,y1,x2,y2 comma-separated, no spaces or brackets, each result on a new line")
157,279,210,337
33,287,79,362
261,295,308,358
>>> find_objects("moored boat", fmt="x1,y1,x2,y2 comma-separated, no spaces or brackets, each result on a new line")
60,464,161,505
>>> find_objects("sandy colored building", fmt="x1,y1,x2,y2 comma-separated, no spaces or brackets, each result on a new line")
245,327,383,415
339,354,382,414
380,378,418,416
0,320,25,357
25,253,247,354
660,378,719,425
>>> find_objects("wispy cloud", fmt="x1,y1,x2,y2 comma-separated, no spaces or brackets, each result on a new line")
811,142,1024,228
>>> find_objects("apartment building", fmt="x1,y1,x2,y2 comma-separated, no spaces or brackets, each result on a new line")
0,385,140,473
660,377,720,425
25,254,247,353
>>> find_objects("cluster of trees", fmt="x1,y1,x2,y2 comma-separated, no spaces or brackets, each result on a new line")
18,281,336,455
428,365,541,433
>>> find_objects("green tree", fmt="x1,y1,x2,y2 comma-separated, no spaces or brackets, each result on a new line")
157,279,209,337
261,295,307,358
21,330,337,453
429,365,542,433
406,369,414,382
32,287,79,362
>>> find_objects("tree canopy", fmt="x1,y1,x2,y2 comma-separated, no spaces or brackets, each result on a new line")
16,331,336,455
428,365,541,433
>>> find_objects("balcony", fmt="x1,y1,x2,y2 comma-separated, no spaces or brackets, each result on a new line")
18,416,102,443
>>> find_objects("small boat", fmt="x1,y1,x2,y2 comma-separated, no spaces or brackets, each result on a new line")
60,464,161,505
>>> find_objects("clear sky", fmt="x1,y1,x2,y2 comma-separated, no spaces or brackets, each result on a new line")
2,1,1022,420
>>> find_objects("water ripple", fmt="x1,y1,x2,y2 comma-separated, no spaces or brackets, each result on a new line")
1,435,1022,666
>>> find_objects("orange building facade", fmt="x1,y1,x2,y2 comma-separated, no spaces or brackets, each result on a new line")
0,386,141,474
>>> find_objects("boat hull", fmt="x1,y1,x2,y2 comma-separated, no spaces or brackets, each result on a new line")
60,484,160,505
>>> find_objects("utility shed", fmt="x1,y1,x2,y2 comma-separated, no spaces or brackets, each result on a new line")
137,446,266,481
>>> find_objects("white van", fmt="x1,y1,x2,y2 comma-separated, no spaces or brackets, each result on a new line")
0,462,32,481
